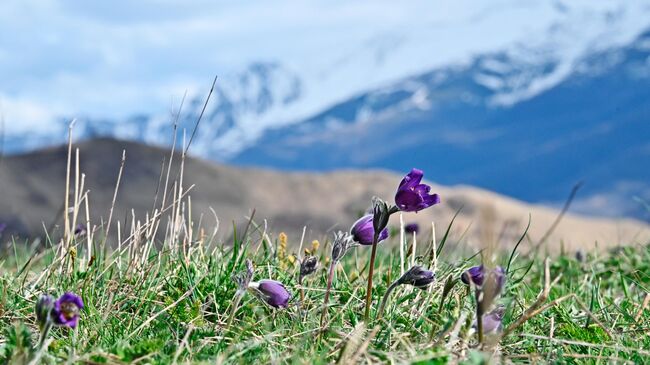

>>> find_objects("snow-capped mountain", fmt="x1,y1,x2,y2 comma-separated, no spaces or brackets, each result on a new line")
1,0,650,218
233,29,650,219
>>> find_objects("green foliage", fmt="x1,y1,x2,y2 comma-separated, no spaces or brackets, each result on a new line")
0,231,649,364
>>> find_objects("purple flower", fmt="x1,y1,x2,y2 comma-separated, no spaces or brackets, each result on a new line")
404,223,420,234
461,266,485,286
461,265,506,293
474,306,506,334
251,280,291,308
350,215,388,245
395,169,440,212
398,265,435,289
52,292,84,328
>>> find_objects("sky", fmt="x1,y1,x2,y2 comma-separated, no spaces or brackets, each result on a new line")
1,0,650,137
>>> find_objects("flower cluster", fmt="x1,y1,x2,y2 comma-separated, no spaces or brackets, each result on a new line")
461,265,508,342
36,292,84,329
228,168,442,325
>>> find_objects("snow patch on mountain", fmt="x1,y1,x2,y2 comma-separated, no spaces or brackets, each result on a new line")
2,0,650,160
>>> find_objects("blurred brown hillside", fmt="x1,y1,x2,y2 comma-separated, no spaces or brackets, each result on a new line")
0,138,647,253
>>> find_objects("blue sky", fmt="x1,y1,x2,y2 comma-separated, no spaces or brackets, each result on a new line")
1,0,649,136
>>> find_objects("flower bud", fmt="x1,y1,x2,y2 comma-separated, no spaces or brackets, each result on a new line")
398,265,435,289
299,256,318,278
575,249,585,263
35,294,54,328
372,197,390,235
232,259,255,293
74,223,87,237
404,223,419,234
331,231,355,263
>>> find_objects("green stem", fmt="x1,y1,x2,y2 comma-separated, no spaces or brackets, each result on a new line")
476,289,484,346
320,260,336,328
37,322,52,349
364,232,380,321
226,292,244,330
299,275,305,305
376,282,399,320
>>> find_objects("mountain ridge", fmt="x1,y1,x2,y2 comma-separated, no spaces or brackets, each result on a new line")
0,138,647,253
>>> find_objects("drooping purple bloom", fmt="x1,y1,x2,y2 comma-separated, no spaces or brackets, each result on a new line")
252,280,291,308
404,223,420,234
395,169,440,212
474,306,506,334
52,292,84,328
0,223,6,234
461,265,485,286
461,265,506,294
350,214,388,246
399,265,435,289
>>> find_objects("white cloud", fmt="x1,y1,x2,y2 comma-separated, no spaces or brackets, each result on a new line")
0,0,649,147
0,96,60,134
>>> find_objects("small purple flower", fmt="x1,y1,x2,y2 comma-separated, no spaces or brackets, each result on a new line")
74,223,87,237
0,223,7,234
395,169,440,212
461,265,506,293
251,280,291,308
52,292,84,328
404,223,419,234
461,266,485,286
350,215,388,245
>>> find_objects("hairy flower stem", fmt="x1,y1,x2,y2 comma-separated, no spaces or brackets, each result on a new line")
226,291,244,330
299,276,305,305
364,231,380,321
476,290,484,345
320,260,337,328
376,282,399,320
477,314,484,345
37,323,52,349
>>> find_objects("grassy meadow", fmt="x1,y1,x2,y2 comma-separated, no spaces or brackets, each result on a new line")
1,138,649,364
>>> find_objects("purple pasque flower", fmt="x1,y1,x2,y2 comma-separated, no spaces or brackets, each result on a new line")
404,223,420,234
395,169,440,212
350,214,389,245
474,305,506,334
250,280,291,308
398,265,435,289
52,292,84,328
461,265,506,293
